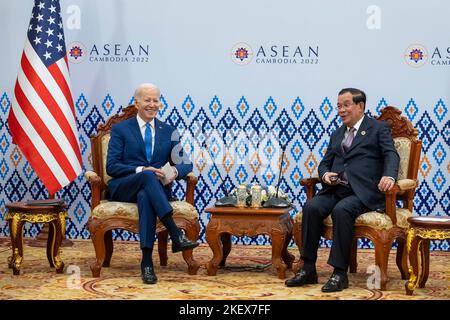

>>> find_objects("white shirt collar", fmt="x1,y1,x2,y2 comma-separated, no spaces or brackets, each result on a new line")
348,115,365,133
136,115,155,130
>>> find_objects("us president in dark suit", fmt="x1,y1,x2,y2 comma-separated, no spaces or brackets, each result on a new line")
285,88,399,292
106,83,199,284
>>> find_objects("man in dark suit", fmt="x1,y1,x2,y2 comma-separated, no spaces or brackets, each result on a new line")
285,88,399,292
106,83,199,284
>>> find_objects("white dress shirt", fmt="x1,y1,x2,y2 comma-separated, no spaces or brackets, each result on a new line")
135,116,155,174
134,116,178,180
343,115,364,140
136,115,155,154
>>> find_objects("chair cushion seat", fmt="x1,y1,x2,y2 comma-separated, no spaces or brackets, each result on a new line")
293,208,411,230
92,200,198,220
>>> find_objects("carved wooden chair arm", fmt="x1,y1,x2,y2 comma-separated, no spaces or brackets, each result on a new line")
396,179,418,191
300,176,320,199
182,172,198,205
84,171,103,209
383,184,400,225
383,179,415,225
85,170,101,183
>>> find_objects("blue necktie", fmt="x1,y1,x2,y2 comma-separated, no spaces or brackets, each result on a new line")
145,123,152,162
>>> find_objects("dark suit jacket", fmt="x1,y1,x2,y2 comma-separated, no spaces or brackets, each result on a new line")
318,115,400,211
106,116,193,200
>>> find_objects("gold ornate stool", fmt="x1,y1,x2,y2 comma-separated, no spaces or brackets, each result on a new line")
405,216,450,295
5,201,68,275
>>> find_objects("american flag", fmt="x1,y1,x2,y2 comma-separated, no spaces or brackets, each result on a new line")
8,0,82,195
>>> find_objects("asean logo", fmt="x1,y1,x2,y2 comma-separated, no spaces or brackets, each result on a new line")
67,42,87,64
404,44,428,68
231,43,253,65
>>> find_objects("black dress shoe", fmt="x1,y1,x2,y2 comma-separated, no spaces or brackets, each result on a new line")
141,266,158,284
285,269,318,287
172,233,199,253
321,273,348,292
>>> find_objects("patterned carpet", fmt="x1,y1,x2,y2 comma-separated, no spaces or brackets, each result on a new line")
0,238,449,300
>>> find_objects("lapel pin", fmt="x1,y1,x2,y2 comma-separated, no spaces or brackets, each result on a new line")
361,131,366,136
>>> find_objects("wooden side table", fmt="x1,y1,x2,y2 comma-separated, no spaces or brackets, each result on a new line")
405,216,450,295
204,206,295,279
5,201,68,275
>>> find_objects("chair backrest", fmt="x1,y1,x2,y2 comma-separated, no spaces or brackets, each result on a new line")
90,105,138,190
376,106,422,209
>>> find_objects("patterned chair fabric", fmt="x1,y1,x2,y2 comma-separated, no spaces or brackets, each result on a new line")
394,137,411,181
92,200,198,221
294,208,411,230
101,133,112,185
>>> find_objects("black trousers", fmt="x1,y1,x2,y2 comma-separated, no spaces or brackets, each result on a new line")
301,185,370,270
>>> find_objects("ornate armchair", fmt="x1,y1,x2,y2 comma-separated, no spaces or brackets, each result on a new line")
293,106,422,290
85,105,201,277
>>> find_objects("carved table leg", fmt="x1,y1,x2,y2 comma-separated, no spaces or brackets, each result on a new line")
292,222,303,273
205,219,223,276
270,228,288,279
48,215,64,273
405,229,421,295
9,214,25,275
7,220,15,269
418,239,430,288
219,233,232,267
281,231,295,270
47,221,55,267
396,238,409,280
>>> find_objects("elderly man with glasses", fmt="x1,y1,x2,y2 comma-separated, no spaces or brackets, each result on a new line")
285,88,399,292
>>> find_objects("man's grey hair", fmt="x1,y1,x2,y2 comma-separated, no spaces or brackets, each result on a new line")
134,83,160,100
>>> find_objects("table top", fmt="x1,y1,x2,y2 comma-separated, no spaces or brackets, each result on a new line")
205,206,292,216
6,201,67,212
407,216,450,229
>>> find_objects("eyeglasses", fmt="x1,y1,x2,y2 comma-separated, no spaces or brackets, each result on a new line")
335,102,356,111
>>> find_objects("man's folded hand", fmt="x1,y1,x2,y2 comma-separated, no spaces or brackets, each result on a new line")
142,166,165,178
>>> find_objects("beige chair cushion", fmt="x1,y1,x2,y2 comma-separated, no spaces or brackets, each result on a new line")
96,133,198,222
294,208,411,230
101,133,112,184
394,137,411,180
92,200,198,221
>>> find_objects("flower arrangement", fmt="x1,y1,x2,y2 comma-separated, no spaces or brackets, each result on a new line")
228,184,290,207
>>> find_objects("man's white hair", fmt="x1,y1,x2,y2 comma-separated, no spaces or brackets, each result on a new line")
134,83,160,100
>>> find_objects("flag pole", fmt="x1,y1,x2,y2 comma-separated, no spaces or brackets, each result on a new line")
8,0,81,248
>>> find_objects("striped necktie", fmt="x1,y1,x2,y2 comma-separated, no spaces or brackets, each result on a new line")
342,127,356,153
339,127,356,185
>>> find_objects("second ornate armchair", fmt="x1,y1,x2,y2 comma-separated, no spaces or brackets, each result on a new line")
85,105,201,277
293,106,422,290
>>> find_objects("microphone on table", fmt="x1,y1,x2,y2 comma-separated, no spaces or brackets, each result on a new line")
263,147,291,208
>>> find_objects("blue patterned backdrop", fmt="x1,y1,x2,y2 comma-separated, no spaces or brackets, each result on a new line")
0,91,449,250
